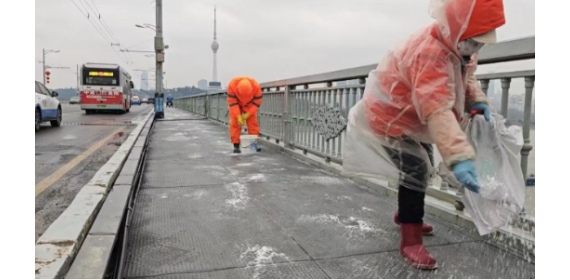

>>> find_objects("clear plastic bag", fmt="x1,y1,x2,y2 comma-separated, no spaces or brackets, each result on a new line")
439,113,526,235
342,103,436,193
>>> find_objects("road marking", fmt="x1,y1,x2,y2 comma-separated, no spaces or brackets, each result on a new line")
62,111,83,116
35,127,125,197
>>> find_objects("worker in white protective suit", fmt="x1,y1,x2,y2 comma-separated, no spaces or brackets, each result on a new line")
343,0,505,270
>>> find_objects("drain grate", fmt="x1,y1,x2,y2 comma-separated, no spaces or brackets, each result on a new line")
62,122,137,127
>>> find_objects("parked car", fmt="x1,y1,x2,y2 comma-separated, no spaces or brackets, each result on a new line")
147,97,155,104
131,96,141,105
142,97,148,104
69,96,80,105
35,81,62,132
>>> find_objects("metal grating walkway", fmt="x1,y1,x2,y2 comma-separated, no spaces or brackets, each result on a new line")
123,108,535,279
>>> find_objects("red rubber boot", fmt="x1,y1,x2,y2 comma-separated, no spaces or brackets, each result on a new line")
394,211,433,236
400,223,437,270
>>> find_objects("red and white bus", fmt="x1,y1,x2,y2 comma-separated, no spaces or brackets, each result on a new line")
79,63,134,114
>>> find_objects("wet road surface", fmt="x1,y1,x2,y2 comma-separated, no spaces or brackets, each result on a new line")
35,103,153,241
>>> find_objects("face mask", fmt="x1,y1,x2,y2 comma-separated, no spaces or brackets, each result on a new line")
457,39,484,56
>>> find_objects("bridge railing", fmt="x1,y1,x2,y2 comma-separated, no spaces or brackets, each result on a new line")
174,36,535,218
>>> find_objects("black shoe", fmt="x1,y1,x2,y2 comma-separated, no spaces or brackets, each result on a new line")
256,147,262,152
233,143,241,154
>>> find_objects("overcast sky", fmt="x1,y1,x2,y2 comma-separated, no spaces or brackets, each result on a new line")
35,0,535,90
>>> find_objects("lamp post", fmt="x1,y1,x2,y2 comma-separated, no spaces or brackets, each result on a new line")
135,4,166,119
42,49,60,84
153,0,165,118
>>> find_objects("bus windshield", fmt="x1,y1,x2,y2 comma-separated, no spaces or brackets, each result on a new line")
82,68,119,86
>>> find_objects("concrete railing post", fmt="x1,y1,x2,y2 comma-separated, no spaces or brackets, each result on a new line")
521,76,535,179
501,78,511,117
480,79,490,95
217,93,221,121
206,94,211,118
284,85,295,148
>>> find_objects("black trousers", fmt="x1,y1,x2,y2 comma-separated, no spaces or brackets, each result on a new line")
384,138,434,224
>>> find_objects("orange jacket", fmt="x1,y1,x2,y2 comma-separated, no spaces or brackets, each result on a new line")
227,77,263,116
364,0,505,167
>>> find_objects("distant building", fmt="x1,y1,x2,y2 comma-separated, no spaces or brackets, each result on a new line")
208,81,222,91
509,94,524,111
198,79,208,90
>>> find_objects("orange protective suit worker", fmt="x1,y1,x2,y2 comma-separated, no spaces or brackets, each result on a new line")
342,0,505,270
227,77,263,153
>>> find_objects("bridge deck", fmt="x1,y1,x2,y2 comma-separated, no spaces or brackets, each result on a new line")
123,108,534,279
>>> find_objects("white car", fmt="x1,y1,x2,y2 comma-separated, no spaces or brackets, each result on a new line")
35,81,62,132
131,96,141,105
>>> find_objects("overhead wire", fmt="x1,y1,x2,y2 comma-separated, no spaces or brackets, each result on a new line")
90,0,137,65
124,38,154,50
79,0,134,65
75,0,114,44
88,0,121,44
69,0,133,72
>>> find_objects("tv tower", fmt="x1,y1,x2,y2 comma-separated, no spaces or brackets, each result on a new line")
209,6,221,90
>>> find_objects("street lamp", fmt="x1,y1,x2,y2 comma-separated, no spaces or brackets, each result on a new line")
135,23,156,31
41,49,60,84
45,65,70,70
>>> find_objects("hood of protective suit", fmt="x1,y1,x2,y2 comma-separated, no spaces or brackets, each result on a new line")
228,76,260,104
431,0,505,51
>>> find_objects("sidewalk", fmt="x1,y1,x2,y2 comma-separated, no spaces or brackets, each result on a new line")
123,108,534,279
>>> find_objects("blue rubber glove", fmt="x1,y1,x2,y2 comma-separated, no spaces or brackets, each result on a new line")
470,103,490,122
453,160,480,193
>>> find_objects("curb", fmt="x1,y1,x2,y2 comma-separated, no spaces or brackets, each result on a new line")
65,116,154,279
35,110,154,279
